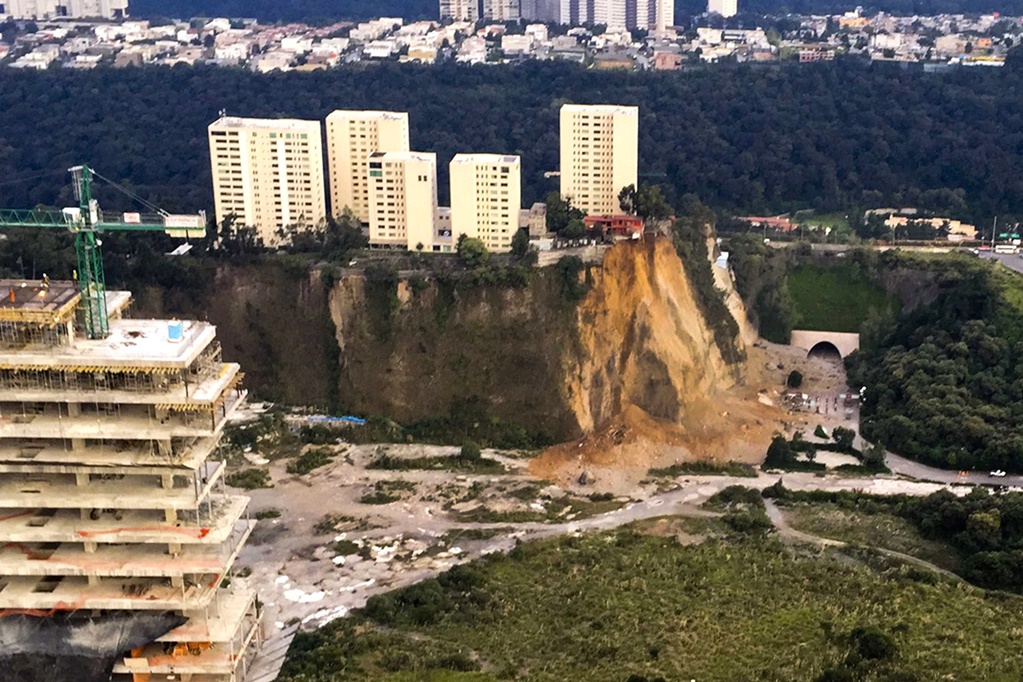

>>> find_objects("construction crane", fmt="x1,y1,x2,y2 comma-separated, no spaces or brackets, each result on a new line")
0,165,205,340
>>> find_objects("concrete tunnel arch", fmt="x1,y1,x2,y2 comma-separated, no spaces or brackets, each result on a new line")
790,330,860,359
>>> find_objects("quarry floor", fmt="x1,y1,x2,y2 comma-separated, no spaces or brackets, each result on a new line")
235,341,991,680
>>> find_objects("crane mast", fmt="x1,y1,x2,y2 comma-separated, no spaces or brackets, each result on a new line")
0,165,205,339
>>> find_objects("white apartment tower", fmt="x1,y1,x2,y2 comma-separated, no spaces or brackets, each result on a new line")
482,0,520,20
368,152,439,250
208,116,327,245
325,110,411,223
558,0,670,30
560,104,639,216
450,154,522,253
439,0,479,21
707,0,736,17
0,0,128,18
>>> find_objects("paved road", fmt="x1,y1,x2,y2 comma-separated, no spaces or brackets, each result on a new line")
979,250,1023,274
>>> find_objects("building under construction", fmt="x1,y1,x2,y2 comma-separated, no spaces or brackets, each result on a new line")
0,279,261,682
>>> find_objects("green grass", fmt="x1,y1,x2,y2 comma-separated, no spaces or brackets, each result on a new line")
647,461,757,478
280,522,1023,682
780,502,962,574
225,467,271,489
368,453,506,475
286,448,335,475
792,210,851,233
787,263,897,332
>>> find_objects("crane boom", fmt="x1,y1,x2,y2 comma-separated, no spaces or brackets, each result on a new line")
0,165,206,339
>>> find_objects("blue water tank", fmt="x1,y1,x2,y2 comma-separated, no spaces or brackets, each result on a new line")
168,320,184,342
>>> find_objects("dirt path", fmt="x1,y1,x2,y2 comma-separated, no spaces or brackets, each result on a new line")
764,499,965,584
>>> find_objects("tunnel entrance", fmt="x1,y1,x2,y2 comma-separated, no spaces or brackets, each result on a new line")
808,341,843,362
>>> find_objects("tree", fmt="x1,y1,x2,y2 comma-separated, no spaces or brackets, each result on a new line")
510,228,531,259
619,183,672,222
561,218,587,239
459,440,482,461
765,434,796,468
456,234,489,268
545,192,584,235
832,426,856,451
787,370,803,389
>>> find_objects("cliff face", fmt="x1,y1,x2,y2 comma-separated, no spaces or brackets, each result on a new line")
328,238,747,440
562,239,743,434
136,238,748,442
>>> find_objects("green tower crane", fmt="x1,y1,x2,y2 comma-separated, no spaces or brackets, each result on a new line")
0,165,206,340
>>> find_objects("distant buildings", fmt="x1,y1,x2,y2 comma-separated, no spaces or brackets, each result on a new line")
439,0,671,30
560,104,639,216
367,151,439,251
558,0,673,31
326,110,411,222
450,154,522,252
439,0,479,22
1,0,128,18
707,0,737,18
207,116,327,244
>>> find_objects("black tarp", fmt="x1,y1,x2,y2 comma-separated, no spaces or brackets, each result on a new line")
0,611,186,682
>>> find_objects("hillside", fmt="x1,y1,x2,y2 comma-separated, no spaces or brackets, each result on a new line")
279,516,1023,682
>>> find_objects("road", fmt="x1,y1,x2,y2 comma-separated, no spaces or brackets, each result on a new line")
979,250,1023,274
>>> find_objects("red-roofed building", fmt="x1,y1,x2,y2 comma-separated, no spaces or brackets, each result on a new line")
584,215,644,240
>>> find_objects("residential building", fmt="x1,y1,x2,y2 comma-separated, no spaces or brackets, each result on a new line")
207,116,327,245
325,110,411,223
482,0,520,20
521,202,548,238
520,0,560,21
560,104,639,216
707,0,737,18
0,279,260,682
1,0,127,18
450,154,522,253
367,151,439,250
557,0,671,31
439,0,479,21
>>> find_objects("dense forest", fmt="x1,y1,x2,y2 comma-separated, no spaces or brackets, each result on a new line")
129,0,1023,23
847,254,1023,471
1,61,1023,226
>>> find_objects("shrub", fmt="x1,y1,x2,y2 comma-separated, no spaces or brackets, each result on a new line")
286,447,334,475
225,468,271,489
459,440,482,461
787,370,804,388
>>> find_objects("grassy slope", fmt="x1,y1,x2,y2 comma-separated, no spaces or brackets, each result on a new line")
788,262,897,332
281,519,1023,682
781,501,963,574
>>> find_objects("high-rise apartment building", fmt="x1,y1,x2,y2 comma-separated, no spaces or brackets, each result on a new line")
208,116,327,245
0,279,260,682
0,0,128,18
482,0,520,20
560,104,639,216
707,0,736,17
519,0,560,21
439,0,479,21
450,154,522,253
556,0,670,30
325,110,411,224
367,151,438,250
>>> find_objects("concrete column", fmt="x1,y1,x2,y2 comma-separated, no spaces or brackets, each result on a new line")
162,473,174,489
84,541,97,554
165,509,177,524
75,473,89,487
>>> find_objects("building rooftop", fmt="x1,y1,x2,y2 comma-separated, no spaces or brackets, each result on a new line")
369,150,436,163
209,115,320,131
0,280,80,325
0,317,218,371
451,153,521,165
326,109,408,121
561,103,639,116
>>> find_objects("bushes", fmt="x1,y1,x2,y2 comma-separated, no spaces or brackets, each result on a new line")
787,370,804,389
557,255,590,302
225,468,271,489
285,447,334,475
671,198,745,365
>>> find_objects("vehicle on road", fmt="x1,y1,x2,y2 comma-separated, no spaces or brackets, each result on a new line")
994,245,1017,254
990,470,1007,477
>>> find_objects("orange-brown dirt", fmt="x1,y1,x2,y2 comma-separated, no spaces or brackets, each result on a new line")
531,238,795,487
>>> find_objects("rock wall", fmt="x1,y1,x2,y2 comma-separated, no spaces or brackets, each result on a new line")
135,238,749,441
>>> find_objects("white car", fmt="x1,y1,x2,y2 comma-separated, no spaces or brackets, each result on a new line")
990,470,1007,478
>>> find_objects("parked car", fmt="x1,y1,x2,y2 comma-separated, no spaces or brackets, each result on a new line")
990,470,1007,477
